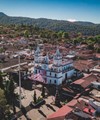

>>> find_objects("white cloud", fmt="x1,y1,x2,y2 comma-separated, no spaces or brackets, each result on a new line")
67,19,77,22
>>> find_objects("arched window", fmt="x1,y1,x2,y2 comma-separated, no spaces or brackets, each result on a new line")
50,80,51,83
54,80,56,84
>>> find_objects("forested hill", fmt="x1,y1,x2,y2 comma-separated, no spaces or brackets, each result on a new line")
0,12,100,36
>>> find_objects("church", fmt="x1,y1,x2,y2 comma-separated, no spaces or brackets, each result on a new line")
34,46,75,85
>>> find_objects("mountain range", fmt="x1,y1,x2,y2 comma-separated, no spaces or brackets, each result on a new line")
0,12,100,35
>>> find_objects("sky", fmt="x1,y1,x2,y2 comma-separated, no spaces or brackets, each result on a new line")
0,0,100,23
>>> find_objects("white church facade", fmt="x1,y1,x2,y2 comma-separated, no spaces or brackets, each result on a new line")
34,46,75,85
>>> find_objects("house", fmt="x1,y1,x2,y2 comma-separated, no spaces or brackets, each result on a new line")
71,74,99,90
74,60,97,73
47,99,95,120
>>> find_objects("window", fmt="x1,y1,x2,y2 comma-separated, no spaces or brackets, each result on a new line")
50,80,51,83
54,80,56,84
55,74,57,77
50,72,51,76
35,70,37,73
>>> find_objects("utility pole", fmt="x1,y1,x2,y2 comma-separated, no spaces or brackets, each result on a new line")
18,54,22,109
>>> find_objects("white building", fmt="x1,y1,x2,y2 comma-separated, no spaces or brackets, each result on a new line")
34,46,75,85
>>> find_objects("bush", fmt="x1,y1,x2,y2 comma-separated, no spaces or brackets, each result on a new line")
35,96,43,104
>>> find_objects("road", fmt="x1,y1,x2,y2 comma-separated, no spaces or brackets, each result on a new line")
0,62,27,72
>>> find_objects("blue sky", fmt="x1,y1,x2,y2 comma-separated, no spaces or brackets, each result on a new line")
0,0,100,23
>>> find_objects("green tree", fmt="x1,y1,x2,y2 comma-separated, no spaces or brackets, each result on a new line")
55,87,60,106
0,88,11,120
62,32,69,39
0,71,4,89
0,71,7,89
33,90,37,103
4,77,17,114
41,85,45,98
40,32,46,38
57,31,63,38
51,33,58,39
24,30,29,38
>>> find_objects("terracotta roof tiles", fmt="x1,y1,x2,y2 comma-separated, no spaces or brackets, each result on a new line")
47,105,72,120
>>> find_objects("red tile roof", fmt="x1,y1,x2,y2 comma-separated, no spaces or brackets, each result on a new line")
28,73,46,83
96,53,100,58
83,74,98,81
73,79,85,85
72,74,99,88
47,105,72,120
67,99,89,111
74,60,97,71
83,107,95,115
47,99,94,120
67,99,77,107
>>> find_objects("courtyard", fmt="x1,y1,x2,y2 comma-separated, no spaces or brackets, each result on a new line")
14,84,60,120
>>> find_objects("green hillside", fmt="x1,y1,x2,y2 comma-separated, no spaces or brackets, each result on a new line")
0,12,100,36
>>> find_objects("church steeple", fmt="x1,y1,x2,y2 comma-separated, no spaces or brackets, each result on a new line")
35,46,40,56
53,46,62,66
34,46,41,63
54,46,62,59
56,46,61,57
44,52,49,64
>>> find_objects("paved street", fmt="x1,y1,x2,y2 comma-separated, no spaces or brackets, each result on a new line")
15,85,59,120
